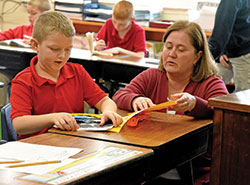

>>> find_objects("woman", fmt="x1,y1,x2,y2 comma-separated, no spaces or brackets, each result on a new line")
113,21,228,118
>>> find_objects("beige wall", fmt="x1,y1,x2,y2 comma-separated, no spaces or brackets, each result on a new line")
0,0,29,31
0,0,55,31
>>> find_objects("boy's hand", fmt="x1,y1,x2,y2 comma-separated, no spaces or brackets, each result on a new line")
132,97,155,112
95,39,106,51
99,111,123,127
52,113,80,131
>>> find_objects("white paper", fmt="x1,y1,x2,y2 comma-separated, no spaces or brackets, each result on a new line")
0,141,82,161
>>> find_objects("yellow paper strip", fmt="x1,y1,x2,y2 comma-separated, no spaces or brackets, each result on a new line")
145,100,177,111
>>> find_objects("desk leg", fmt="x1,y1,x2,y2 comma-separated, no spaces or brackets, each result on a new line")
177,160,194,185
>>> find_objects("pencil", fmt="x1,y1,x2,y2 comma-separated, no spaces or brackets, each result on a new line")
7,160,61,168
0,160,24,164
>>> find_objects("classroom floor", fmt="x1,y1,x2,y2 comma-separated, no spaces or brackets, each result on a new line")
143,156,211,185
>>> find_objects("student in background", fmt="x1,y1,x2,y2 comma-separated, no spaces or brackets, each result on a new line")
94,0,147,58
10,11,122,140
0,0,51,42
208,0,250,92
0,0,51,107
113,21,228,119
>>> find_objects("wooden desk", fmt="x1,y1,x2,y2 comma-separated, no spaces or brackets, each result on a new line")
0,46,158,84
208,90,250,185
0,133,153,185
72,20,212,41
0,45,35,77
49,112,213,181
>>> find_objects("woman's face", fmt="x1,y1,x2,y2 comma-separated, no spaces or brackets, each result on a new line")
162,30,201,77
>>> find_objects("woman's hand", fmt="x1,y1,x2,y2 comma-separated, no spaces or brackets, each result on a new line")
132,97,155,112
169,93,196,112
52,113,80,131
100,111,123,127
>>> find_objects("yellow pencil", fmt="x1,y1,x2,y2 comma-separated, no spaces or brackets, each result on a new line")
7,160,61,168
0,160,24,164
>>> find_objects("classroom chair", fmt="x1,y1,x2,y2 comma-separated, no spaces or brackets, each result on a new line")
1,103,17,141
0,140,7,144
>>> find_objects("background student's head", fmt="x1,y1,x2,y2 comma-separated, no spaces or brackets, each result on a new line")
26,0,51,25
112,0,134,32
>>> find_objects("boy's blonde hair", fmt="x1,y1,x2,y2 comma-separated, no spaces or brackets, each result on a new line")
28,0,51,12
159,21,218,82
32,11,75,44
113,0,134,20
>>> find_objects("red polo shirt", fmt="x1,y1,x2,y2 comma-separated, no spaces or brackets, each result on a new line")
0,24,33,41
10,56,106,139
96,18,147,56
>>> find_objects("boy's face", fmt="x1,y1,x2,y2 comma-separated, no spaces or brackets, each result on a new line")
112,17,132,32
26,5,42,25
31,32,73,73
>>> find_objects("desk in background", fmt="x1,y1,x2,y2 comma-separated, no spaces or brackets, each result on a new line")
0,45,159,88
0,46,35,78
49,112,213,184
208,90,250,185
72,20,212,42
0,133,153,185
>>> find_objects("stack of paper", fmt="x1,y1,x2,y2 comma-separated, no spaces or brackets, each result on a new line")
160,8,189,22
54,0,89,20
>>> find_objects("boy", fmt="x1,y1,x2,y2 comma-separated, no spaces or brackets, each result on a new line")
0,0,51,107
94,0,147,58
10,11,122,140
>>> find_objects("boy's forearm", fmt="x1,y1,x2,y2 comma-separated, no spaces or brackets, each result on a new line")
118,48,144,58
95,96,117,113
12,114,55,135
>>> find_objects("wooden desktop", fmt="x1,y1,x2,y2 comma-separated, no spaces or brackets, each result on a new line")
0,133,153,185
208,89,250,185
49,111,213,184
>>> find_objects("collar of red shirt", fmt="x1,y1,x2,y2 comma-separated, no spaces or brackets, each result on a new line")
30,56,75,87
111,20,135,44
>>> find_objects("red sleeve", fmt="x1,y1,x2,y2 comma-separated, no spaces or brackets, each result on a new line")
113,68,154,111
187,76,229,118
10,71,33,120
96,21,108,42
0,28,16,41
133,26,147,55
0,25,33,41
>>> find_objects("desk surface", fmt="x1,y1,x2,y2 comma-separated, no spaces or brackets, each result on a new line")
0,133,152,185
50,112,212,149
0,45,159,85
0,45,159,69
49,112,213,180
208,90,250,185
209,89,250,113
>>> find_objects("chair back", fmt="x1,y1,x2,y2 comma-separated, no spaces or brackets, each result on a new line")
1,103,17,141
